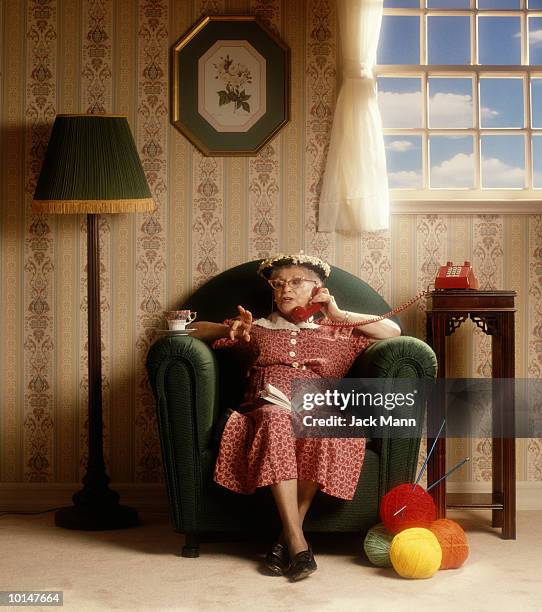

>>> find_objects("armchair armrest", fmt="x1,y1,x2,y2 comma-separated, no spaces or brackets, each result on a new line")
352,335,437,379
146,336,220,532
348,336,437,498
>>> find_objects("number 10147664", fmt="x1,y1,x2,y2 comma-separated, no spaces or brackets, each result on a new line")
0,591,63,606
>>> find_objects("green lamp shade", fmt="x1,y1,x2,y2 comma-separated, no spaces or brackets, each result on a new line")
32,114,155,214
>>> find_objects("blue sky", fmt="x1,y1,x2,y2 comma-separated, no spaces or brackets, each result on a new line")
377,15,531,65
533,136,542,186
384,136,423,188
377,9,542,188
479,78,523,127
428,17,470,64
532,79,542,127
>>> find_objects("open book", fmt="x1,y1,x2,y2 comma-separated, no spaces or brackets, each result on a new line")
259,382,291,410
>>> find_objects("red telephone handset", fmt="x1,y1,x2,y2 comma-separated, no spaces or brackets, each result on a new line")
290,287,322,323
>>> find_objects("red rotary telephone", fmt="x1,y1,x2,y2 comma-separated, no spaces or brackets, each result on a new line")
434,261,479,290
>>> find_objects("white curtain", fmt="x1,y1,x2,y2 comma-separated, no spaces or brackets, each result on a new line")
318,0,389,233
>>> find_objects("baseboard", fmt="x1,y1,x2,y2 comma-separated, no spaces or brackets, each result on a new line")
447,481,542,510
1,481,541,512
0,483,170,513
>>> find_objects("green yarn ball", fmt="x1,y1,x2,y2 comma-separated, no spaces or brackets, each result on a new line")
364,523,394,567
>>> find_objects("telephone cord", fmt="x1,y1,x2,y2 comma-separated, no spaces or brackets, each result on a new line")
316,288,430,328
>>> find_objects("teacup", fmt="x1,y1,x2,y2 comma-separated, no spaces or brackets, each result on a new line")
165,310,197,331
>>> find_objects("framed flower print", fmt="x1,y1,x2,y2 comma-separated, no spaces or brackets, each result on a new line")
171,15,290,156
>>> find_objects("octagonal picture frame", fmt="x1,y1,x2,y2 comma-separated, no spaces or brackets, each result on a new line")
171,15,290,156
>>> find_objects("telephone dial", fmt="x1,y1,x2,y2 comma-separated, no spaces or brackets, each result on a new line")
435,261,479,290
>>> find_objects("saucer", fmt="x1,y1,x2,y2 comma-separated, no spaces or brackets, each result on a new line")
157,328,197,335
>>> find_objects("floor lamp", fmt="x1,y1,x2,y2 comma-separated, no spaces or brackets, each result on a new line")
32,114,155,530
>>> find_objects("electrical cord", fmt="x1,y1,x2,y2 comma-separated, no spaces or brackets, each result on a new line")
0,507,64,517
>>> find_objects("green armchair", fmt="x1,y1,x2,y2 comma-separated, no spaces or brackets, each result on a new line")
146,260,437,557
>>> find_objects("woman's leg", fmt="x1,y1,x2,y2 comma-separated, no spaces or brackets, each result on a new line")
270,479,308,556
297,479,318,525
272,478,318,554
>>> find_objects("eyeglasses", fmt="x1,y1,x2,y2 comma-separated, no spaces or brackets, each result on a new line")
267,277,319,291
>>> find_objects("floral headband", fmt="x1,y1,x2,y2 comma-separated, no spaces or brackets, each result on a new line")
257,251,331,280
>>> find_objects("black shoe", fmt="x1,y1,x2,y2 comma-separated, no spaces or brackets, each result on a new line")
264,541,290,576
288,545,317,582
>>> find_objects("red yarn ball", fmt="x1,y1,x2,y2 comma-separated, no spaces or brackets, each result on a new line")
380,484,437,534
429,519,469,569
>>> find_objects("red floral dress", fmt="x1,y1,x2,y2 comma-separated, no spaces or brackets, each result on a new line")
212,313,371,500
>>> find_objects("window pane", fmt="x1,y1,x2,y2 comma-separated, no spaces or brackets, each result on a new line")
385,135,423,188
429,78,473,128
378,17,420,64
529,17,542,64
427,0,470,6
531,79,542,127
533,136,542,188
478,17,521,64
481,135,525,188
377,78,422,128
428,16,470,64
528,0,542,8
430,136,474,188
478,0,520,8
384,0,419,6
479,78,524,128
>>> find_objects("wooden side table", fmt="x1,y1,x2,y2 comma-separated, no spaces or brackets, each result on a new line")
426,290,516,539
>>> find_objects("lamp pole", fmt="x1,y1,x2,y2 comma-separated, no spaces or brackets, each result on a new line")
54,214,138,530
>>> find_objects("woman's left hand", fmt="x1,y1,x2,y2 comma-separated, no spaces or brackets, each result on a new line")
310,288,343,320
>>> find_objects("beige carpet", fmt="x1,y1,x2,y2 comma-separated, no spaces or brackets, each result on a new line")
0,509,540,611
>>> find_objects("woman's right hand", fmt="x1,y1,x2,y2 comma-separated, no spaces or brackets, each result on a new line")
229,305,253,342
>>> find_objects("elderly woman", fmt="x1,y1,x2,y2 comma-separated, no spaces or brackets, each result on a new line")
191,253,400,581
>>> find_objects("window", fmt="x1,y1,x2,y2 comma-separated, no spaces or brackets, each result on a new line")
376,0,542,205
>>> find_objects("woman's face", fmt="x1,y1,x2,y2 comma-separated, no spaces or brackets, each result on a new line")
269,265,322,319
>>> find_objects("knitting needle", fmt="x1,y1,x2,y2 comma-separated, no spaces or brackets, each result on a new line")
414,418,446,486
393,418,446,516
393,455,469,516
426,457,470,492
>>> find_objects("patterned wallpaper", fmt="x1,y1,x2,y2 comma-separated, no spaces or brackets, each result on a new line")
0,0,540,487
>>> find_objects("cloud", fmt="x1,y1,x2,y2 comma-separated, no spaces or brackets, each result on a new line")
431,152,474,188
427,152,524,188
378,91,422,128
429,93,472,128
516,28,542,45
386,139,415,152
380,90,500,129
390,153,537,189
481,106,499,121
524,29,542,46
388,170,422,189
482,156,524,188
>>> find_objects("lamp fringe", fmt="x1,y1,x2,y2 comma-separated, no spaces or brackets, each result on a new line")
32,198,155,214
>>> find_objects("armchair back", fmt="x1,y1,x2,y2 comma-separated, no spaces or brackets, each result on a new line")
182,259,398,325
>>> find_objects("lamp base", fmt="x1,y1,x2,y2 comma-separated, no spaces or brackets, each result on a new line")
55,503,139,530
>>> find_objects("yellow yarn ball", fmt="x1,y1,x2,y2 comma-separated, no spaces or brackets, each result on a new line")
390,528,442,579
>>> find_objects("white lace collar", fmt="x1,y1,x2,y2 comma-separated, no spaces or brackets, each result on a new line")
253,311,320,330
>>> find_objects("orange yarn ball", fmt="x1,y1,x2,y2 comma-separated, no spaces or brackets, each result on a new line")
429,519,469,569
380,484,437,534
